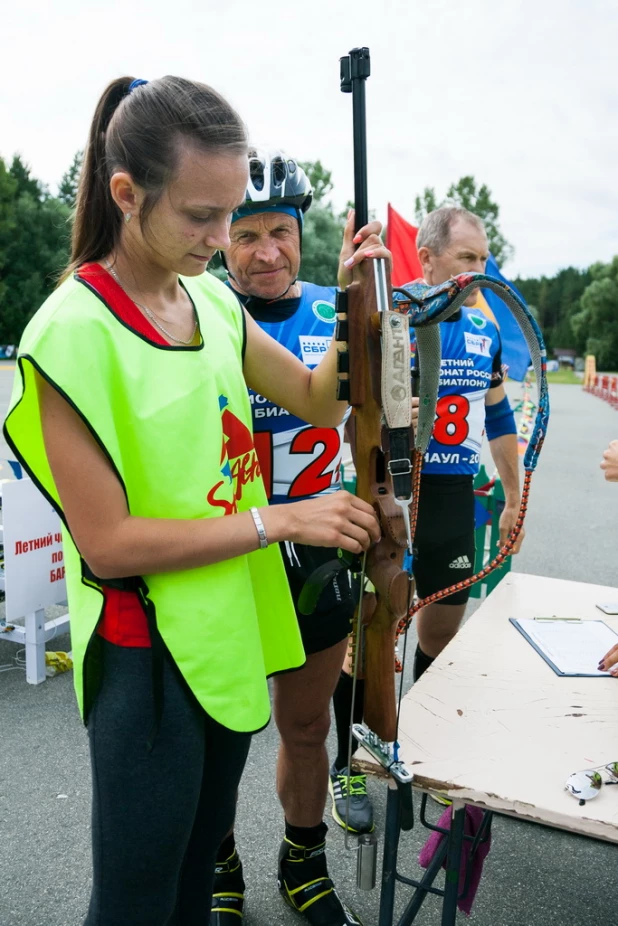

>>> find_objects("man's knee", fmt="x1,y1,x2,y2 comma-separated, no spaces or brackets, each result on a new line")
422,622,458,648
417,602,466,656
278,708,331,751
419,629,456,659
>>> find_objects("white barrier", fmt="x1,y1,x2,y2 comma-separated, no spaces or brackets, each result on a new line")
0,477,70,684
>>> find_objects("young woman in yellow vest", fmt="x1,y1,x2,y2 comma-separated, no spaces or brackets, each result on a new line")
3,76,383,926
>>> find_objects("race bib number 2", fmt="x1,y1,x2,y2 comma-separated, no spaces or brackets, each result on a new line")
254,427,342,499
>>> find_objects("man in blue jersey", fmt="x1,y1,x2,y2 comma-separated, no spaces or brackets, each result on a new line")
210,150,376,926
408,205,523,683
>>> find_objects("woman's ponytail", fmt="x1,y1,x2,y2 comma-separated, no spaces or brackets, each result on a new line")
62,77,133,280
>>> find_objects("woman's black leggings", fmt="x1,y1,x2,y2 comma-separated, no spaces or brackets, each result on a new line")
84,641,252,926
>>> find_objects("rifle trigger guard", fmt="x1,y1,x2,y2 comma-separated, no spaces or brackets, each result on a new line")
297,560,341,616
297,549,363,616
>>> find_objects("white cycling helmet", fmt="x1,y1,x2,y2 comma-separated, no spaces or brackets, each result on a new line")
233,148,313,219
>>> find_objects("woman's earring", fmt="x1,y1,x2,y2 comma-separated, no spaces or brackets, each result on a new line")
124,212,132,223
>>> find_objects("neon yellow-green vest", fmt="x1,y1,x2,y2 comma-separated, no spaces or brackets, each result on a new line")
4,267,304,731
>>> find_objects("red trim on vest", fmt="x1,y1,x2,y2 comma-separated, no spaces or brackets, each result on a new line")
79,262,160,646
97,586,151,648
77,262,169,345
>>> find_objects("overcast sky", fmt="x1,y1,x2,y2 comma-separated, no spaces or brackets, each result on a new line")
1,0,616,278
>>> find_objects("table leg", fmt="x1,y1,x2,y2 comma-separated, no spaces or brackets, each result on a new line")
25,608,46,684
378,780,401,926
398,835,448,925
440,801,466,926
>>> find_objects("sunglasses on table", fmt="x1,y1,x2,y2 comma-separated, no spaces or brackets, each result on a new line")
565,762,618,805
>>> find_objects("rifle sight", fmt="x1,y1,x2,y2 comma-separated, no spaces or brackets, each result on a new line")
340,46,371,93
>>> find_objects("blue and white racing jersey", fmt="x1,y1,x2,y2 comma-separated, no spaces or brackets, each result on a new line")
240,282,345,504
411,305,503,476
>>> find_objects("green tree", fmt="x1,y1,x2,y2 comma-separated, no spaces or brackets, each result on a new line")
414,187,439,225
10,154,44,200
298,160,345,284
514,266,592,357
299,201,344,286
572,258,618,370
58,150,83,210
299,160,333,203
414,175,513,266
0,160,18,324
0,155,71,343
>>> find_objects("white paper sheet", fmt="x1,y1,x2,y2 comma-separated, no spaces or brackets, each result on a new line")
515,618,618,676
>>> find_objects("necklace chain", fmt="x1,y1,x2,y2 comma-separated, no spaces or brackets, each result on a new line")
104,261,199,345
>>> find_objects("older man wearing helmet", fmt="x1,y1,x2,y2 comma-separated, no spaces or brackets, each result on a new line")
210,150,376,926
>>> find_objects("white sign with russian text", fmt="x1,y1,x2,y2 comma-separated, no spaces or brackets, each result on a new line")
3,477,67,620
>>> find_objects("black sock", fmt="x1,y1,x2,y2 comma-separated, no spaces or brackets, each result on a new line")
282,821,329,885
284,820,328,848
216,832,236,863
413,644,434,682
333,671,365,771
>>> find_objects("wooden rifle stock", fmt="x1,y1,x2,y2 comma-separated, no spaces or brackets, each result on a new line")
338,261,413,742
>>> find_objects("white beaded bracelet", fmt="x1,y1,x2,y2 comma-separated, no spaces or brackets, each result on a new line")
250,507,268,549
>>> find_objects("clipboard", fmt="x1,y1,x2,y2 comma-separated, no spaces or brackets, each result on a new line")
510,617,618,677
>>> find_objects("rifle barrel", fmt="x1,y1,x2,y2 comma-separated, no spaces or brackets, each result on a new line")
340,46,371,232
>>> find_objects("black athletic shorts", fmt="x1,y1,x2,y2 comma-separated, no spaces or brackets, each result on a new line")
280,541,356,656
413,474,476,606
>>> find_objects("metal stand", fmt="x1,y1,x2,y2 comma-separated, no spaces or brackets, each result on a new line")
1,608,70,683
378,782,493,925
379,782,401,925
441,802,467,926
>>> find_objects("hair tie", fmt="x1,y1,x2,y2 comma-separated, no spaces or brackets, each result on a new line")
128,79,148,92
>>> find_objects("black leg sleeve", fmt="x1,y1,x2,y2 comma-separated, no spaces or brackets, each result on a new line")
332,670,365,771
413,644,435,682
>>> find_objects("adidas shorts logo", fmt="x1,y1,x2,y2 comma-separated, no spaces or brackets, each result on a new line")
449,555,472,569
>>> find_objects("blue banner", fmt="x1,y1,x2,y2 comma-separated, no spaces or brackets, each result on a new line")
483,255,531,382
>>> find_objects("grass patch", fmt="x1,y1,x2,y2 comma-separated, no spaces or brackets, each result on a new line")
525,369,582,385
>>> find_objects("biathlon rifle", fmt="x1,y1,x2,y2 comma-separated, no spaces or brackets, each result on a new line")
335,47,415,743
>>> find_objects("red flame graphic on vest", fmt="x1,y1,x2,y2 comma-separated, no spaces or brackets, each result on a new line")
221,408,254,463
208,396,260,515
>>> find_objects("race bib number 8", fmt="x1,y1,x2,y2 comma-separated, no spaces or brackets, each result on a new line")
433,395,470,446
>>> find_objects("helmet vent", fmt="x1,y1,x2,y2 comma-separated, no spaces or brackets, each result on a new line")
272,156,287,188
249,156,265,191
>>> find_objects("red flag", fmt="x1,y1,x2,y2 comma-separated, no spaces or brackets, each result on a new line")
386,204,423,286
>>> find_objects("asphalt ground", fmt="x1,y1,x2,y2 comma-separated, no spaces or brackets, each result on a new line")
1,364,618,926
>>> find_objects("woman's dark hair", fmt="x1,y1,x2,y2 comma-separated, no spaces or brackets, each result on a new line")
63,75,247,279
